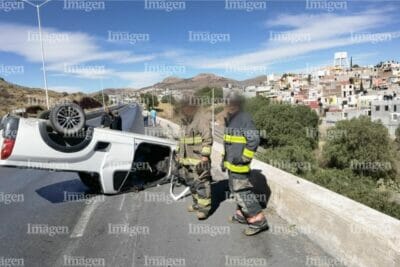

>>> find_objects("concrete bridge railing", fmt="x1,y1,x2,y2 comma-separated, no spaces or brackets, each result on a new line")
157,117,400,267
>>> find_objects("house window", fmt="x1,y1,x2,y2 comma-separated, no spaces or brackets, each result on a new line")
385,105,389,111
395,105,397,112
375,106,380,111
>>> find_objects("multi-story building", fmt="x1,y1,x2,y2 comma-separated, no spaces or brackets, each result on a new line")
371,99,400,136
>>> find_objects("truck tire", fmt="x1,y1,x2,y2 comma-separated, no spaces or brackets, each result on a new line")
49,103,85,135
78,172,102,193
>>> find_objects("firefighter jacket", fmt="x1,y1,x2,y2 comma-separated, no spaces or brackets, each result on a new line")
223,110,260,173
177,111,213,166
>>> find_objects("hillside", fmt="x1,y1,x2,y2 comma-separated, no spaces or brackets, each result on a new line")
90,73,273,95
141,73,240,91
0,77,84,116
90,88,136,96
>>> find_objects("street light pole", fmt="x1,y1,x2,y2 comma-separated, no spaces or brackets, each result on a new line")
212,87,215,137
100,78,106,109
36,5,49,109
22,0,52,110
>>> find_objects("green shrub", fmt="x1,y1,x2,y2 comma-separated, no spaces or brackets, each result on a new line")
140,93,159,108
322,116,395,179
305,168,400,220
244,97,270,115
252,103,319,149
161,95,176,104
214,105,224,114
258,145,316,175
194,87,223,104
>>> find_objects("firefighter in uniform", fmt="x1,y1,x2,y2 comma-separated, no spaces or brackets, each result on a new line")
222,92,269,235
176,99,213,220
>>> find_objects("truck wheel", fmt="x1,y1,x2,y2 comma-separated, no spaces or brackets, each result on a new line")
78,172,102,193
49,103,85,135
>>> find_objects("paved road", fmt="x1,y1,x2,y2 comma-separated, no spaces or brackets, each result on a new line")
0,108,343,267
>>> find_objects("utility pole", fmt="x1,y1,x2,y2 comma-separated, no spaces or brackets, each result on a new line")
100,78,106,109
22,0,53,110
212,87,215,137
152,87,155,108
170,89,172,119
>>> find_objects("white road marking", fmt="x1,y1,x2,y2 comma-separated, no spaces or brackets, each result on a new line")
70,198,101,238
119,194,126,211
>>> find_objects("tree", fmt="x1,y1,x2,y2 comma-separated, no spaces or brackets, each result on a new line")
322,116,395,179
395,126,400,148
78,97,102,109
252,103,320,150
161,95,176,105
194,87,223,105
360,80,364,91
140,93,159,109
244,97,270,115
93,93,109,105
259,145,316,175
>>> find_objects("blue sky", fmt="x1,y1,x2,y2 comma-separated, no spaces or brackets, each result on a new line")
0,0,399,92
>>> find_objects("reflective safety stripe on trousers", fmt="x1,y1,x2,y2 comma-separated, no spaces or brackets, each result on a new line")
179,157,201,165
223,161,250,173
180,136,202,145
193,194,211,206
223,134,246,144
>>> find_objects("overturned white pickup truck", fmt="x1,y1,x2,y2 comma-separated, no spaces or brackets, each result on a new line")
0,103,179,195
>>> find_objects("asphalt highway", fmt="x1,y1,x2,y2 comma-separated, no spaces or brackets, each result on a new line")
0,106,343,267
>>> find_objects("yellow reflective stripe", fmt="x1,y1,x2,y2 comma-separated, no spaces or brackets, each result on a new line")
193,136,202,144
243,148,255,159
179,157,201,165
201,146,211,156
197,197,211,207
224,161,250,173
180,136,202,144
223,134,246,144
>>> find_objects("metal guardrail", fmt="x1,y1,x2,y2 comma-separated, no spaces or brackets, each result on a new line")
85,104,126,120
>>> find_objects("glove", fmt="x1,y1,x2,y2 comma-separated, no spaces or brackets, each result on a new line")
241,155,252,164
220,159,226,172
196,158,210,175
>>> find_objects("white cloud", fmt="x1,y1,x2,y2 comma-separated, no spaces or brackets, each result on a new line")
0,23,185,88
187,9,399,70
0,23,155,78
116,71,166,88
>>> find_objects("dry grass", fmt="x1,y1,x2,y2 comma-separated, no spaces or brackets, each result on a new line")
0,78,84,116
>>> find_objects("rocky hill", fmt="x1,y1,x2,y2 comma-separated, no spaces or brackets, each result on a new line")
0,77,84,116
140,73,240,91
